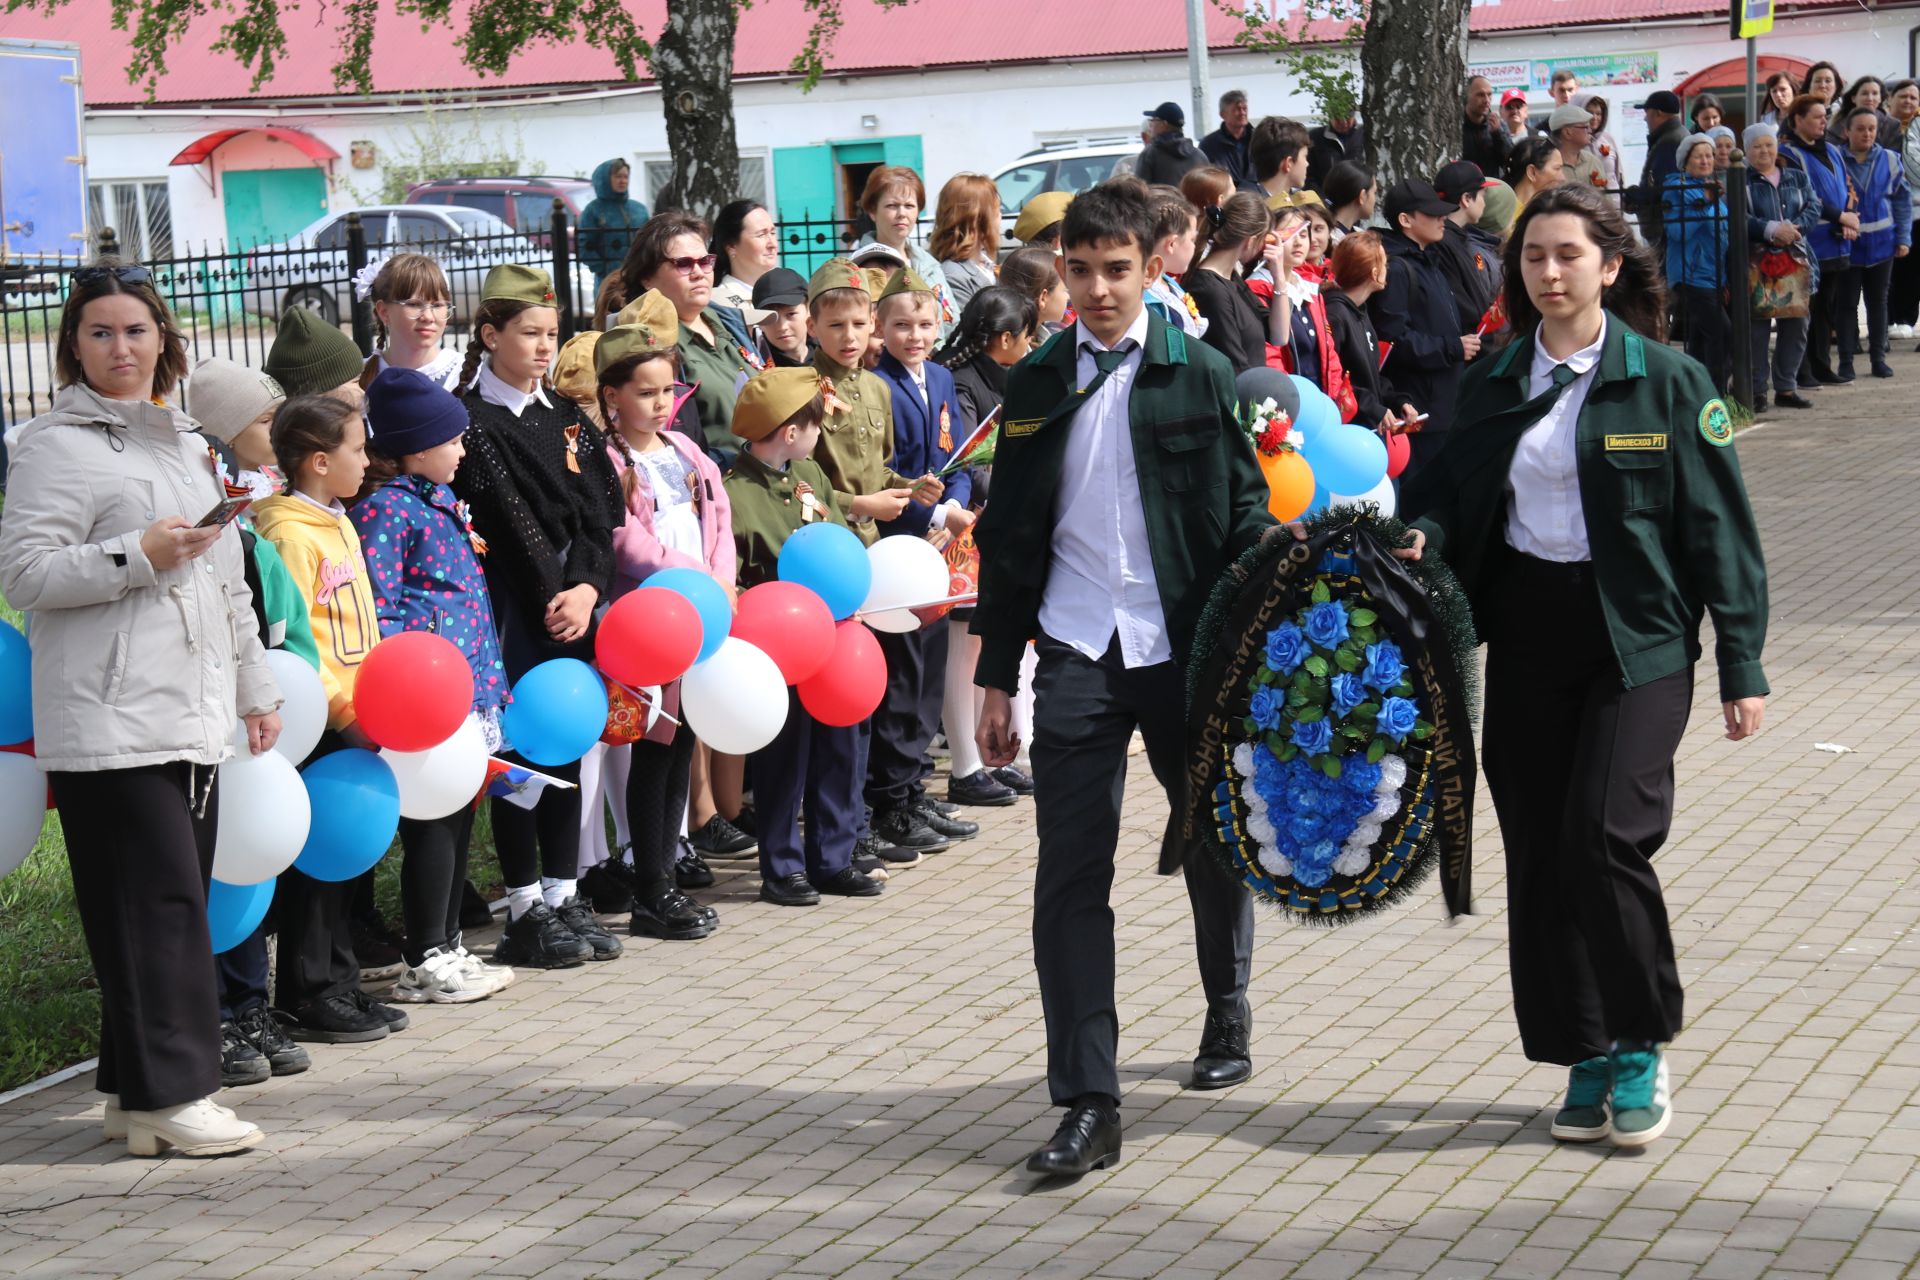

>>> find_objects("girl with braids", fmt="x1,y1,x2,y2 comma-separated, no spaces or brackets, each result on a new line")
452,264,625,970
1401,183,1768,1153
996,245,1070,335
593,291,735,941
933,284,1040,805
1181,190,1275,373
357,253,462,392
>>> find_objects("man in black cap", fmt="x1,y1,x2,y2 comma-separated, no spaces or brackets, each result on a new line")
1368,180,1480,480
1135,101,1205,186
1628,90,1689,254
1429,160,1502,341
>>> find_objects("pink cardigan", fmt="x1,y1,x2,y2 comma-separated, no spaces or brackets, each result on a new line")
607,428,737,597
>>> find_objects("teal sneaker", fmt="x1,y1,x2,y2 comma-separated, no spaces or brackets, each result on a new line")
1550,1055,1613,1142
1608,1042,1671,1148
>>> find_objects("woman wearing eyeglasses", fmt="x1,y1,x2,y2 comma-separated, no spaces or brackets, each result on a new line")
0,260,284,1157
357,253,462,392
619,213,754,468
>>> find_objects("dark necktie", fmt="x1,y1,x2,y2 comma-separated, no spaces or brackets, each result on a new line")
1079,342,1136,397
1550,362,1578,389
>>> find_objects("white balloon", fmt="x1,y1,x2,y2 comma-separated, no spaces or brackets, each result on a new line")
680,637,788,755
861,537,948,633
1328,474,1398,519
0,754,45,879
213,749,311,885
381,715,489,820
266,650,327,764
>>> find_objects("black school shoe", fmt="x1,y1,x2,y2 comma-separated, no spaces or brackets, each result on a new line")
282,992,389,1044
220,1020,270,1087
855,830,920,868
1775,391,1814,409
1873,361,1896,378
690,813,757,858
949,769,1017,807
348,987,409,1032
628,885,716,940
760,873,820,906
234,1004,310,1076
555,895,623,960
993,765,1034,795
913,795,979,841
675,840,716,889
813,866,885,897
580,859,638,913
350,917,407,982
493,901,593,969
873,806,951,853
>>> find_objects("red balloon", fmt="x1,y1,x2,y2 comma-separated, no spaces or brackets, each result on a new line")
1385,430,1411,479
731,582,836,684
797,620,888,727
353,632,473,752
597,587,702,688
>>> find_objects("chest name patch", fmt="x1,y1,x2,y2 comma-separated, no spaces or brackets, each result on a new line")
1004,418,1043,438
1604,433,1667,451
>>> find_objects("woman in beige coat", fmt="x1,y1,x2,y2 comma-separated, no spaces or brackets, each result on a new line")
0,260,282,1158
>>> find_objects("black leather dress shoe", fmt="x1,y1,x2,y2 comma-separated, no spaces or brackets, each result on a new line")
813,866,884,897
759,873,820,907
1774,391,1814,409
1026,1098,1122,1176
913,796,979,840
1190,1010,1253,1090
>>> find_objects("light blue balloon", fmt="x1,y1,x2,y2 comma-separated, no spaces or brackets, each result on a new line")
643,566,733,663
777,522,872,621
1304,423,1390,495
1290,376,1341,441
294,750,400,882
207,877,274,954
502,658,608,766
1303,484,1330,517
0,621,30,746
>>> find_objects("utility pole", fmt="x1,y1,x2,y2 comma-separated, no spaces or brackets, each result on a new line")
1186,0,1213,139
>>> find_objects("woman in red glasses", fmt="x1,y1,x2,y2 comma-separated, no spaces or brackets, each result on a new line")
619,213,756,468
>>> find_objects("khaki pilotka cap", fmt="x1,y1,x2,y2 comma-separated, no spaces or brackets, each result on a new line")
733,367,825,442
481,263,556,305
806,257,871,304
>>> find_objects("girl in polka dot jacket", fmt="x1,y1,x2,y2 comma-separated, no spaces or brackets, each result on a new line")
349,367,513,1005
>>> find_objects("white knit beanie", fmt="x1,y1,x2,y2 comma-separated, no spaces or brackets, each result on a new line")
187,357,284,444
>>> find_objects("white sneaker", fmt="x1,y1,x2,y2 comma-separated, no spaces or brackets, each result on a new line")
103,1094,237,1141
125,1097,262,1157
1893,324,1915,339
390,947,493,1004
453,943,514,994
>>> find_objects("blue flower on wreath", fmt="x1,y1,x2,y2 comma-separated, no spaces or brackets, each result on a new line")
1265,622,1308,676
1249,685,1283,732
1342,758,1383,795
1303,600,1350,650
1289,717,1333,757
1378,696,1420,742
1330,672,1367,718
1295,841,1340,887
1362,640,1405,692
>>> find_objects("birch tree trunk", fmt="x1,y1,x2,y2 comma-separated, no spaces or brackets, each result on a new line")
651,0,743,222
1360,0,1472,188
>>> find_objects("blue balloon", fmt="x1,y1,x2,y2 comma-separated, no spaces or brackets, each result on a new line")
502,658,608,766
207,877,274,954
1304,422,1391,495
1303,484,1330,517
0,621,30,746
643,567,733,663
777,522,872,621
1289,376,1340,440
295,749,400,882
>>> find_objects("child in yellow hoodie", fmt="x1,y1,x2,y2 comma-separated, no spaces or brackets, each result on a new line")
251,394,403,1047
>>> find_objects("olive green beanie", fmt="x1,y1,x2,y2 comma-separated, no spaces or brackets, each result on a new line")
265,307,365,397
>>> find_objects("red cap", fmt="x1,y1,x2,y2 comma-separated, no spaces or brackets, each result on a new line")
1501,88,1528,107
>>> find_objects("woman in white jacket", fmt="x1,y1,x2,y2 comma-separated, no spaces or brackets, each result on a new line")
0,261,282,1158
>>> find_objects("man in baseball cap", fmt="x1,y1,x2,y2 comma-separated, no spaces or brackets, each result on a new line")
1428,163,1503,336
1633,90,1690,253
1136,100,1204,185
1500,87,1532,141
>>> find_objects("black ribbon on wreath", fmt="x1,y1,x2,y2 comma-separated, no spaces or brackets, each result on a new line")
1182,509,1481,921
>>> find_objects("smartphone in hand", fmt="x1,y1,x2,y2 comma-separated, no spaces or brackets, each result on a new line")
194,495,253,530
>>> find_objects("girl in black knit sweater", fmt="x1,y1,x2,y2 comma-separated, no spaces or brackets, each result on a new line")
452,264,626,970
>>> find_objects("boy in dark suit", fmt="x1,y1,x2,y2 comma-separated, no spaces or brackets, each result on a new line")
973,179,1275,1177
868,269,978,843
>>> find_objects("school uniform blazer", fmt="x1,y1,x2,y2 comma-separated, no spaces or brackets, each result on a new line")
871,352,972,538
970,312,1275,695
1401,314,1769,704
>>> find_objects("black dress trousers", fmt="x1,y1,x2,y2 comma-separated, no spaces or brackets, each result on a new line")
865,623,949,814
1481,554,1689,1066
275,729,361,1009
50,762,222,1111
1030,633,1254,1107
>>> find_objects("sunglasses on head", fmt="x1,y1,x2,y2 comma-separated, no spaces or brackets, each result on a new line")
667,254,718,275
74,264,153,287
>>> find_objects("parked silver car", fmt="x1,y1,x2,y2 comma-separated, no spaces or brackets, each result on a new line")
243,205,597,324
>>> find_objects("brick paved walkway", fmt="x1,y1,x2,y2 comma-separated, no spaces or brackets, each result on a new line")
2,361,1917,1280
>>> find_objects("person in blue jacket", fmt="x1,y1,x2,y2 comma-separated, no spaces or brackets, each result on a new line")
1837,105,1913,378
577,159,649,292
1780,95,1864,384
867,268,978,838
1662,135,1731,394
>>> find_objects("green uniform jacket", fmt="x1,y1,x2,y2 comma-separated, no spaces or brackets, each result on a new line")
724,450,849,590
970,313,1275,694
680,310,753,456
1403,315,1770,703
809,353,917,546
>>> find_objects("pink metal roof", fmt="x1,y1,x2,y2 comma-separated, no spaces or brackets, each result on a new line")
0,0,1894,108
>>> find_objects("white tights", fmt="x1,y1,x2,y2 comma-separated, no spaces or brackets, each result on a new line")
943,624,1037,776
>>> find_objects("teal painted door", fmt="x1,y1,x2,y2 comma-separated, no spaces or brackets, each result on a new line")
773,145,839,274
222,168,328,249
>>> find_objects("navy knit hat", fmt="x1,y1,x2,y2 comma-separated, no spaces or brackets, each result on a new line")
364,367,469,458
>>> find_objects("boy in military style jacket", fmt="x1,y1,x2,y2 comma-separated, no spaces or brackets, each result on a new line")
725,367,887,908
972,179,1276,1179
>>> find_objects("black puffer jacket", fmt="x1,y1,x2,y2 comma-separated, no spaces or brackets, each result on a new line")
1367,230,1468,435
1136,130,1206,186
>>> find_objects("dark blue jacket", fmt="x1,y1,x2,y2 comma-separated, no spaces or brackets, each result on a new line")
872,351,971,538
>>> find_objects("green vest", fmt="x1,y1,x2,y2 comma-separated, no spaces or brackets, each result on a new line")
1403,314,1769,702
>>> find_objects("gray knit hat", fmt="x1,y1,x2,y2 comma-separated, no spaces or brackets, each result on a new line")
264,307,365,397
187,357,284,444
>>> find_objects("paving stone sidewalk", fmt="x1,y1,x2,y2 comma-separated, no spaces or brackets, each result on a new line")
1,362,1917,1280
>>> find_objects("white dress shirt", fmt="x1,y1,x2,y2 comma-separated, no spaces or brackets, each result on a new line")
1037,310,1170,668
1505,319,1605,563
474,359,553,419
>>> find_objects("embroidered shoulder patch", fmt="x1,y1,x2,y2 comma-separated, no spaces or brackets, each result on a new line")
1698,399,1734,447
1004,418,1043,438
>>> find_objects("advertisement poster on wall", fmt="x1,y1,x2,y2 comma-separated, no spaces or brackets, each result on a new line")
1468,51,1661,96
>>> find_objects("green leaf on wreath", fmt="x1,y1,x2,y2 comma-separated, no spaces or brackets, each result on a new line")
1277,742,1298,761
1286,689,1308,707
1304,655,1329,678
1292,670,1314,692
1352,625,1377,645
1355,701,1378,718
1412,721,1434,740
1340,724,1365,741
1265,732,1286,755
1311,580,1331,605
1351,608,1377,627
1366,738,1387,763
1319,755,1343,779
1296,705,1324,722
1334,648,1360,672
1392,680,1414,697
